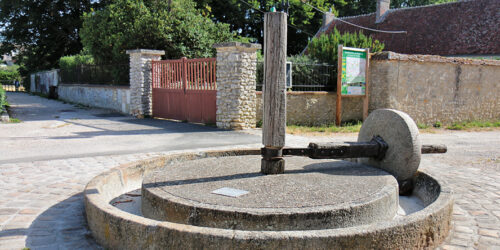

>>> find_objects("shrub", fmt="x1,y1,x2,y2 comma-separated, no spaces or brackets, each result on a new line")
59,54,94,71
0,83,7,110
307,28,385,66
0,65,21,82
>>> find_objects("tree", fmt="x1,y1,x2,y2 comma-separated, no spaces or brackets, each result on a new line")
80,0,234,64
193,0,334,55
0,0,109,76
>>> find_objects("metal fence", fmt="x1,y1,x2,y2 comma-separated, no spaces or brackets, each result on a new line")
60,63,129,85
256,61,337,91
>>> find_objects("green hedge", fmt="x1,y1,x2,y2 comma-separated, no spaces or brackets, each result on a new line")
0,83,7,112
59,54,94,71
0,65,21,82
307,28,385,66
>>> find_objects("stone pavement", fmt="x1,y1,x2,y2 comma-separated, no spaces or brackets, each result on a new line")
0,153,164,249
421,132,500,250
1,92,499,249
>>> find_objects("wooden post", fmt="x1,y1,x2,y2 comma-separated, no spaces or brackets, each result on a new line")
363,48,370,120
336,45,343,126
182,57,187,94
261,12,287,175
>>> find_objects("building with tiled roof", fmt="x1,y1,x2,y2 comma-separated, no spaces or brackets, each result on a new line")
318,0,499,56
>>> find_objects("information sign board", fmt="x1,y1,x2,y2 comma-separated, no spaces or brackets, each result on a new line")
336,45,370,126
341,48,367,96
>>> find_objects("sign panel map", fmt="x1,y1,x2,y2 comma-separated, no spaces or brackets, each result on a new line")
341,48,367,96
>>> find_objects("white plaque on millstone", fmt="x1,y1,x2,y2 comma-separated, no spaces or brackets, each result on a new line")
211,187,249,198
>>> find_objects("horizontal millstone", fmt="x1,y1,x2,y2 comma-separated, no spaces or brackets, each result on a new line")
142,155,399,231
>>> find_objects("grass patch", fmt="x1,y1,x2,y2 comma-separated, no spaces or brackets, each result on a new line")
30,92,49,99
204,122,216,127
287,121,362,135
446,120,500,130
284,119,499,135
417,123,429,129
8,118,21,123
433,121,442,128
256,120,263,128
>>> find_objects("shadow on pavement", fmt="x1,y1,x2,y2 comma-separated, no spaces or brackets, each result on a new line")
0,193,102,249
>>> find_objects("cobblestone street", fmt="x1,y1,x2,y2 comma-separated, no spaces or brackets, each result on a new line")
1,93,499,249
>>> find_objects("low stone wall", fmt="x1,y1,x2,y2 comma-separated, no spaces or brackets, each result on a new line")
30,69,59,94
256,92,363,125
369,52,500,125
58,84,131,114
257,53,500,126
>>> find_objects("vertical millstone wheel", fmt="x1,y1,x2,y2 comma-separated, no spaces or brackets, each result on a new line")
357,109,422,181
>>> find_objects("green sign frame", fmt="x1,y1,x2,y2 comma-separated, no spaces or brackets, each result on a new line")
336,45,370,126
340,47,368,96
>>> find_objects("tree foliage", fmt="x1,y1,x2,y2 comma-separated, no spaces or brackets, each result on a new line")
194,0,454,55
59,54,94,71
0,65,21,82
308,28,384,65
0,0,108,76
80,0,234,64
307,28,384,91
193,0,334,56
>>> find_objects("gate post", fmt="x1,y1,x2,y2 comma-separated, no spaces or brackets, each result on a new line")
126,49,165,118
213,42,262,130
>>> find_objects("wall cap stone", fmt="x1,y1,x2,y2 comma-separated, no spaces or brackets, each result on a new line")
372,51,500,66
59,83,130,89
213,42,262,50
256,91,335,95
126,49,165,55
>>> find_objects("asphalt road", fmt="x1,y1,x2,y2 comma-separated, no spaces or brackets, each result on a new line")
1,92,261,164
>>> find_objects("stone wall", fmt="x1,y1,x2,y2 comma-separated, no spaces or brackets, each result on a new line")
30,69,59,94
214,42,261,129
58,84,131,114
256,92,363,125
369,52,500,125
256,52,500,125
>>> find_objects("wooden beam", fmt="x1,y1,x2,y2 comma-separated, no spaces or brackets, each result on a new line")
363,48,370,120
336,45,343,126
261,12,287,175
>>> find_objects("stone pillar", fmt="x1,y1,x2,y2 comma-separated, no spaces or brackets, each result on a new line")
213,42,262,130
126,49,165,118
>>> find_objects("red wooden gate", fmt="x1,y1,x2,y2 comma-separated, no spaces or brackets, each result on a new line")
152,57,216,123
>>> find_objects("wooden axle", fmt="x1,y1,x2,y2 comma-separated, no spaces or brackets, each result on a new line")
261,136,447,161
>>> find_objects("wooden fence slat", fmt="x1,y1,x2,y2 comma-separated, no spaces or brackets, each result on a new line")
154,58,216,91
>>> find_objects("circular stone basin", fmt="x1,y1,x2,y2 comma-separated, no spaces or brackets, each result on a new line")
142,155,399,230
84,150,453,249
